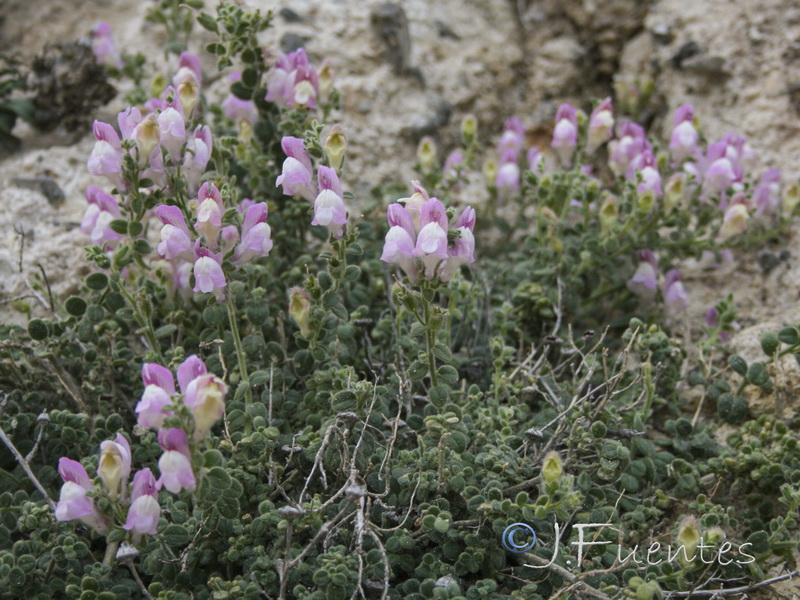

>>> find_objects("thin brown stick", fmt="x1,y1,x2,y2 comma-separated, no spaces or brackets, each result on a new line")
0,424,57,512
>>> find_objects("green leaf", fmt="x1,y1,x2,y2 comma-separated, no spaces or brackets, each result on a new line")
408,361,428,381
154,324,177,339
161,524,190,546
437,365,459,385
110,219,129,235
779,326,799,345
203,449,225,468
65,296,87,317
216,496,240,519
728,355,747,376
197,12,218,33
205,467,232,489
85,272,108,290
250,370,269,386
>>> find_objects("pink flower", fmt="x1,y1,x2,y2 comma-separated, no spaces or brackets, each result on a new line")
123,469,160,536
381,186,477,283
669,104,700,163
55,458,110,534
81,186,123,247
608,122,648,178
91,22,123,69
627,250,658,303
754,169,781,217
222,72,258,125
193,249,226,298
184,374,227,441
178,355,207,394
443,150,465,178
276,136,315,201
587,98,614,154
496,148,520,196
498,117,525,156
183,125,213,194
142,362,175,393
135,385,173,430
527,147,544,172
702,157,737,198
265,48,319,108
551,104,578,166
233,202,273,264
174,52,203,88
637,153,662,198
311,166,348,238
664,269,688,314
87,121,125,190
157,205,194,262
157,107,186,164
195,183,224,248
156,429,196,494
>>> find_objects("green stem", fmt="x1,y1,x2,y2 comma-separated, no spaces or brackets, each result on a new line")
102,540,119,567
116,277,163,362
227,300,253,435
422,293,439,388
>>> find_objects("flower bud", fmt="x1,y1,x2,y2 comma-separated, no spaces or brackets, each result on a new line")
289,287,312,337
133,114,161,166
417,137,437,172
318,60,335,101
599,193,618,234
782,182,800,219
482,159,498,186
461,114,477,145
705,527,725,546
676,516,701,566
324,125,347,171
542,451,563,484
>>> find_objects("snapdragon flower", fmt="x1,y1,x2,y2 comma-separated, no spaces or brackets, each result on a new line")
669,104,700,164
276,136,316,201
663,269,688,314
233,202,273,264
627,250,658,303
222,72,259,126
637,152,662,198
608,122,649,178
444,150,465,178
123,469,160,537
87,121,125,190
381,183,475,283
586,98,614,154
90,22,123,69
312,166,348,238
195,183,224,248
157,428,196,494
193,245,226,299
81,186,123,247
55,458,109,534
183,125,212,195
754,169,781,217
551,104,578,166
156,205,194,262
184,374,227,442
266,48,320,109
719,197,750,241
496,148,520,196
498,117,525,156
97,433,132,501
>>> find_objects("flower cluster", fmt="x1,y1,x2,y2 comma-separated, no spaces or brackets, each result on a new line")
381,182,475,284
87,52,210,195
276,135,350,238
55,436,160,539
627,250,688,315
156,183,273,299
266,48,320,109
